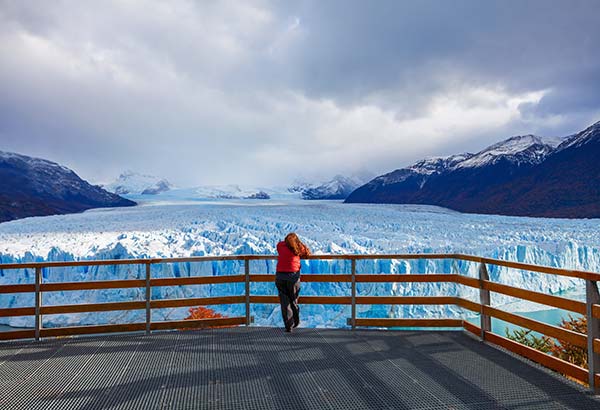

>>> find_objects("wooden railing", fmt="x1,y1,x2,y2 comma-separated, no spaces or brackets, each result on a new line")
0,253,599,393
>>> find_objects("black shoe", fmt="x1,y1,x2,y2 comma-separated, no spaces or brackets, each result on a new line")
284,328,292,333
293,319,300,328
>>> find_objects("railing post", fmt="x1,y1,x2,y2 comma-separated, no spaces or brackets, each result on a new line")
351,258,356,330
145,263,151,335
479,263,491,341
34,266,42,341
245,258,250,326
586,279,600,394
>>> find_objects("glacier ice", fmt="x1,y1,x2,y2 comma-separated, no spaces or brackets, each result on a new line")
0,200,599,329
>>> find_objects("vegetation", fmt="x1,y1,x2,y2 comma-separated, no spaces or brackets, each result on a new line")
506,314,588,369
184,306,231,329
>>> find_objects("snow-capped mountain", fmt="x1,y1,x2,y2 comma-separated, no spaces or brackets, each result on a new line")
555,120,600,150
104,171,173,195
346,121,600,218
293,172,374,200
373,154,474,188
300,175,370,200
0,151,136,223
454,134,561,169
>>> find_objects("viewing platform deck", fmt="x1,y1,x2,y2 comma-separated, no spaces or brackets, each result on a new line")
2,327,599,410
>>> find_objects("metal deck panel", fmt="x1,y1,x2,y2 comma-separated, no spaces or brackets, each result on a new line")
1,328,599,410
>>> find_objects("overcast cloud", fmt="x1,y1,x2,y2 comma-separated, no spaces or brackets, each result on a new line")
1,0,599,186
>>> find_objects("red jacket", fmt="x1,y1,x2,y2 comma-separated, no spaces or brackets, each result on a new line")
276,241,301,272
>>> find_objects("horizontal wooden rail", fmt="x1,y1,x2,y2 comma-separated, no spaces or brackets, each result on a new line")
463,320,480,336
0,329,36,341
454,275,480,288
355,274,459,283
301,274,352,282
248,295,279,304
250,295,353,304
483,306,587,348
150,275,245,287
41,301,146,315
250,273,459,283
251,274,353,283
458,254,600,282
248,274,274,282
150,317,246,330
352,318,463,328
462,322,593,385
593,304,600,319
0,253,448,270
456,298,481,313
484,330,591,384
36,317,247,338
355,296,457,305
150,296,245,309
41,279,145,292
0,307,35,317
1,252,598,280
41,323,146,337
483,281,586,315
0,284,35,294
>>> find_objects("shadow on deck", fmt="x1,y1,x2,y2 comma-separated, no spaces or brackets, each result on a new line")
1,328,599,410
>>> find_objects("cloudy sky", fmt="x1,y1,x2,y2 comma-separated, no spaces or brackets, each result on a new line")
1,1,599,186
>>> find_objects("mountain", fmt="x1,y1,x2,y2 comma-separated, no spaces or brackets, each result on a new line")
346,121,600,218
300,175,362,200
297,173,375,200
0,151,136,223
104,171,173,195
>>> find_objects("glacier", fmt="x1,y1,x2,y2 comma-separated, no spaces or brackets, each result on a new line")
0,199,599,329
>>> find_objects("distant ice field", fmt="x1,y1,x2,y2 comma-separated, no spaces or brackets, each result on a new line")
1,199,598,258
0,200,599,328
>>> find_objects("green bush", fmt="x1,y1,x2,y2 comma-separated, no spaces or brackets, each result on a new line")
506,314,587,369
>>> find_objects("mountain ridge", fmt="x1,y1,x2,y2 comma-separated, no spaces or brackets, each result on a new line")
0,151,136,223
345,121,600,218
104,170,173,195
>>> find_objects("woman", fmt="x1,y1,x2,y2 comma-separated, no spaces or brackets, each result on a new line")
275,232,311,332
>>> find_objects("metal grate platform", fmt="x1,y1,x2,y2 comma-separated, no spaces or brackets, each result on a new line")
1,328,599,409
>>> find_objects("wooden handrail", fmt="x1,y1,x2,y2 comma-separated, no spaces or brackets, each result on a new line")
1,252,598,391
483,306,588,348
1,252,598,280
352,318,463,327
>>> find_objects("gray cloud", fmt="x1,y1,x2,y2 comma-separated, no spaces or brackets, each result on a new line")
0,0,599,186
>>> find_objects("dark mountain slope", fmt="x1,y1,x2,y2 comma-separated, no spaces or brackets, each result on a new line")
346,121,600,218
0,151,136,223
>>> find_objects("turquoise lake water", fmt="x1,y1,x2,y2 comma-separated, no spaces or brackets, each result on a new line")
466,307,583,337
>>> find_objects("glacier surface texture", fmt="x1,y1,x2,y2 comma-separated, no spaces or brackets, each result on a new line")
0,200,599,329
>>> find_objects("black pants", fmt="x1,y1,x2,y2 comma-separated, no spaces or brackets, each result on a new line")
275,272,300,330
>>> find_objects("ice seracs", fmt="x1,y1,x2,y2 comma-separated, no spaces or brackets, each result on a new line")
1,200,598,329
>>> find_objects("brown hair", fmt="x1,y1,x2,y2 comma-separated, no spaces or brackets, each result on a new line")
284,232,311,257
